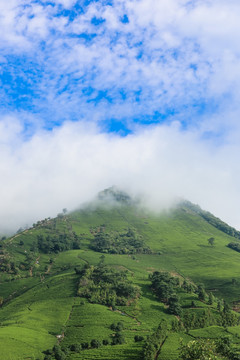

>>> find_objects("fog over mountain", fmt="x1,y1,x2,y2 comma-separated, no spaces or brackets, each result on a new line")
1,118,240,234
1,1,240,233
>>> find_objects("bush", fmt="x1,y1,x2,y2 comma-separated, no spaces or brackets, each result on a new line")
134,335,144,342
70,344,81,352
112,331,125,345
90,339,101,348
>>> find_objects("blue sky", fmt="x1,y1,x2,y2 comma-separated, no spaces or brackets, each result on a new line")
1,0,240,232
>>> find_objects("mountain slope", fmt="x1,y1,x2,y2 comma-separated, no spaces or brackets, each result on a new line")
1,190,240,359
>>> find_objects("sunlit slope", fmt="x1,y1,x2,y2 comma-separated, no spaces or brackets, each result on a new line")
1,198,240,359
4,202,240,300
67,204,240,300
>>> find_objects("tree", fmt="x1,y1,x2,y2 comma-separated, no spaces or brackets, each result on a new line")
208,237,215,246
90,339,101,348
208,292,214,305
70,344,81,352
134,335,144,342
112,331,125,345
217,299,222,312
197,284,206,301
168,294,182,316
180,339,220,360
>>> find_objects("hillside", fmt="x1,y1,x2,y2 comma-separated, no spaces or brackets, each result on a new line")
1,189,240,359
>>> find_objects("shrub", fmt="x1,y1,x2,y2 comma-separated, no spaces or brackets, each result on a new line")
91,339,101,348
134,335,144,342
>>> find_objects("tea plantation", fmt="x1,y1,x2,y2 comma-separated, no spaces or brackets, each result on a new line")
1,190,240,359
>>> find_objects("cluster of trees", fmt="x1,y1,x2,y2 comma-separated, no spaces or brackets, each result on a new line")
0,256,19,275
227,242,240,253
37,232,81,254
150,272,239,330
91,227,151,254
142,320,168,360
172,299,239,332
200,212,240,238
110,322,125,345
98,187,132,204
149,271,182,315
43,337,111,360
43,322,127,359
182,201,240,239
77,264,141,306
180,337,240,360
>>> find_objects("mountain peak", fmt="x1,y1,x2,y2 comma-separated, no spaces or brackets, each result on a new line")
97,186,132,205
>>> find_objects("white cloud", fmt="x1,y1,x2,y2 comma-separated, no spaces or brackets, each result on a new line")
2,0,240,125
0,118,240,234
2,1,240,233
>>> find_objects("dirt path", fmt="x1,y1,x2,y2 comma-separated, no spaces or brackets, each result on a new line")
29,256,40,277
155,336,168,360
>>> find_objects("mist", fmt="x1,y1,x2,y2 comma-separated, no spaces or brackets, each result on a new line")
1,116,240,234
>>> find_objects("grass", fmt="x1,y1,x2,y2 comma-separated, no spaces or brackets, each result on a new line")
1,202,240,359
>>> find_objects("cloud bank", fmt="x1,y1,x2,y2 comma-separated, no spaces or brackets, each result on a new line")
1,117,240,234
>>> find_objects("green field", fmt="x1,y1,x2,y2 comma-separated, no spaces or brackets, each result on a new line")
1,193,240,359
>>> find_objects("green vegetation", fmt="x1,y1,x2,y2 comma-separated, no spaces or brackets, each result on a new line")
90,227,151,254
228,241,240,253
1,189,240,359
76,263,141,306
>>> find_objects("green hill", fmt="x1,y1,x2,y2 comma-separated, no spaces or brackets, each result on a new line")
1,188,240,359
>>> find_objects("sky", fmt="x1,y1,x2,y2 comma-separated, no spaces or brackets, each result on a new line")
1,0,240,233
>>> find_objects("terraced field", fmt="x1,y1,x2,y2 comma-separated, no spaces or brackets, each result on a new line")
1,193,240,359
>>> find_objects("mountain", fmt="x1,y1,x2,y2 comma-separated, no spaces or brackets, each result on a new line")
1,189,240,360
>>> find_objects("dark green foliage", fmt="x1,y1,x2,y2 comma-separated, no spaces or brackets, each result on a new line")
208,237,215,246
44,355,53,360
220,302,239,327
182,201,240,238
208,292,214,305
134,335,144,342
111,331,125,345
228,242,240,253
171,318,184,332
191,300,196,308
91,227,151,254
98,187,132,204
44,345,66,360
110,321,124,331
197,284,206,301
77,264,140,306
182,308,217,330
149,271,181,303
102,339,109,346
37,232,81,254
70,344,81,352
0,257,19,274
168,294,182,316
90,339,101,348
